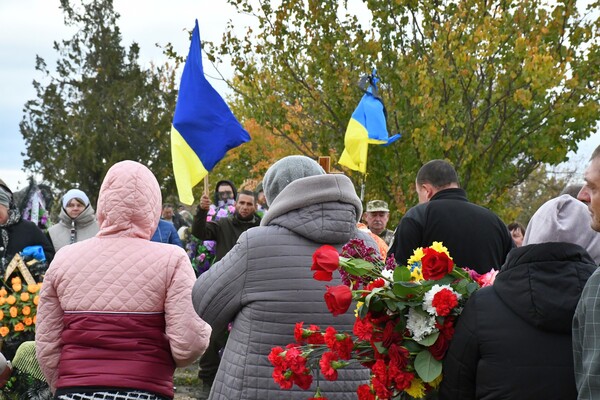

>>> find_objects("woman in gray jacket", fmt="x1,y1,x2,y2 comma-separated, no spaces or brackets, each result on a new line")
48,189,99,251
192,155,373,399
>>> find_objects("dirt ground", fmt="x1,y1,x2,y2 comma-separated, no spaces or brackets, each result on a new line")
173,364,209,400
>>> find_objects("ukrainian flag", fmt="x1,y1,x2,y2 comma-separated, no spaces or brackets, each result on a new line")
338,78,400,173
171,20,251,205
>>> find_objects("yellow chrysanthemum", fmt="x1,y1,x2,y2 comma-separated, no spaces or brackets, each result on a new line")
430,242,452,258
7,296,16,305
20,292,29,302
0,288,7,298
22,306,31,316
0,327,9,337
405,377,426,398
429,373,443,389
12,284,22,293
407,247,425,265
9,307,18,318
0,298,6,306
355,301,364,317
411,267,424,282
11,277,21,286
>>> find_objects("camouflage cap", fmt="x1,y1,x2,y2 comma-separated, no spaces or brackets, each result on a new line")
366,200,389,212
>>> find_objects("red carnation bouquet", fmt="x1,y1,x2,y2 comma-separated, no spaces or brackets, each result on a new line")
269,239,497,399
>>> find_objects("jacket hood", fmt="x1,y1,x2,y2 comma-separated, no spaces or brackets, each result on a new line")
524,194,600,264
494,242,596,333
213,180,237,205
261,174,362,244
58,204,96,228
96,161,161,239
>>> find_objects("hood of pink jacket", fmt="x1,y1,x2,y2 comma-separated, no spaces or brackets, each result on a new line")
96,160,161,239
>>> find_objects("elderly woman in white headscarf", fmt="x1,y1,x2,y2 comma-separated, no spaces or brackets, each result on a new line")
48,189,99,252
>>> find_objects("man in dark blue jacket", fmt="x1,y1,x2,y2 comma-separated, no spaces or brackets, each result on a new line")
389,160,513,273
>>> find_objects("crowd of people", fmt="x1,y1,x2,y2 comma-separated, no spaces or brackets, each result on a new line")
0,148,599,399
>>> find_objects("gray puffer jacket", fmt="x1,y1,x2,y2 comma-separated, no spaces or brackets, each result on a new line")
192,174,373,399
48,205,99,252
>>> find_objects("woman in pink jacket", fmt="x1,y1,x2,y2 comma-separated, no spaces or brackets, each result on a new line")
36,160,211,400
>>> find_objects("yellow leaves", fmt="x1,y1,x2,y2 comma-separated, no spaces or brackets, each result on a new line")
513,88,532,107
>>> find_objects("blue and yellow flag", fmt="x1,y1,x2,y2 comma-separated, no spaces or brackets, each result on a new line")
171,20,251,205
338,73,400,173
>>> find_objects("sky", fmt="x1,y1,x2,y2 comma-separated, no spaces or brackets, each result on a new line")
0,0,249,191
0,0,598,192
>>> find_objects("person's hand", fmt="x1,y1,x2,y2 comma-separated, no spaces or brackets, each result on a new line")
199,194,211,211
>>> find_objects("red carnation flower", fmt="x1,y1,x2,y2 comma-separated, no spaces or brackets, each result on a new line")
357,384,376,400
353,315,374,341
311,245,340,281
293,371,313,390
320,351,340,381
268,346,286,369
421,248,454,280
272,367,293,389
431,288,459,316
324,285,352,316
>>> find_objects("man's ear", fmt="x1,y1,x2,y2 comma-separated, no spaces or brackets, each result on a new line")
423,183,436,201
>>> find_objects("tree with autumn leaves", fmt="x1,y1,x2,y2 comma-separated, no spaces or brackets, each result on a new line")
205,0,600,217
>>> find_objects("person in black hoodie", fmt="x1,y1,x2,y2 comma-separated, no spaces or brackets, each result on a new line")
439,194,599,400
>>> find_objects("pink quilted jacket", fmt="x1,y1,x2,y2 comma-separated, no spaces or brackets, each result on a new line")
36,161,211,398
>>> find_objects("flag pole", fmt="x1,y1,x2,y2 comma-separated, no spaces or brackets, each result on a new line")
204,175,209,196
360,174,366,202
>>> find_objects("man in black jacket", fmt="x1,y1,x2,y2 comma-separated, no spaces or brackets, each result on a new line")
191,187,260,262
389,160,513,273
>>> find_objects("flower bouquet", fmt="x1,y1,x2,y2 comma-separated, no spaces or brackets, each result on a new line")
185,203,236,277
269,239,496,399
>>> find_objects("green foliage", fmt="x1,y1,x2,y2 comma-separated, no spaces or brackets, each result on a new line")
20,0,179,206
206,0,600,216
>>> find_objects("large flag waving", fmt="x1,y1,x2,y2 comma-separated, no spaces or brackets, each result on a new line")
171,20,251,205
338,73,401,173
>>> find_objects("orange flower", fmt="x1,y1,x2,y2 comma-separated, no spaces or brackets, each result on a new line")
0,298,6,306
23,317,32,326
27,284,40,294
20,292,30,302
33,296,39,306
10,307,18,318
0,327,9,337
22,306,31,316
14,323,24,332
11,277,21,286
0,311,4,320
7,296,16,305
33,315,36,325
12,284,22,293
0,288,7,297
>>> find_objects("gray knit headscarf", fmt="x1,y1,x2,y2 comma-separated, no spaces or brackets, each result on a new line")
262,155,326,206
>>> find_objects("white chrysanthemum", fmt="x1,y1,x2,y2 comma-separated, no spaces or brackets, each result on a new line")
406,308,437,341
423,284,462,316
381,269,393,287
